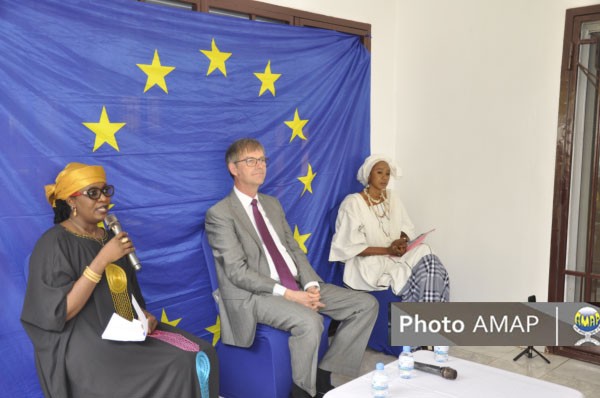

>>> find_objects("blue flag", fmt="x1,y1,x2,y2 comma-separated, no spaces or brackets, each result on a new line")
0,0,370,395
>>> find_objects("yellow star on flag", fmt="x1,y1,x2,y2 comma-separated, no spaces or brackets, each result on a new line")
206,315,221,346
297,163,317,196
82,106,126,152
254,60,281,96
293,225,311,254
161,309,182,327
136,49,175,93
200,38,232,76
284,109,309,142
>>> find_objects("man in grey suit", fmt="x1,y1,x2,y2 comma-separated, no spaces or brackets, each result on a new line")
205,138,378,398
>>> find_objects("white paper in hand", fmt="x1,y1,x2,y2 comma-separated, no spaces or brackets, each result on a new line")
101,295,148,342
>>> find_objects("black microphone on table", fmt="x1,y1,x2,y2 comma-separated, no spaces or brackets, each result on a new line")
414,361,458,380
104,214,142,271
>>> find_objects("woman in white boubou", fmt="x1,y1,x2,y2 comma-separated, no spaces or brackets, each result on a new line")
329,154,449,302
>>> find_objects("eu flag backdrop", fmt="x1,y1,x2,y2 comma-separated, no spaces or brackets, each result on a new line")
0,0,370,395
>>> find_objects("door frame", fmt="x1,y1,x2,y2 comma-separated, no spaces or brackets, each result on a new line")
549,4,600,364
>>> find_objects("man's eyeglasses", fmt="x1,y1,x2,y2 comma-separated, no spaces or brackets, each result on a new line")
70,185,115,200
234,157,268,167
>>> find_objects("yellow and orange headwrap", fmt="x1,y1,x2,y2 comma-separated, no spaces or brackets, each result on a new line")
45,162,106,207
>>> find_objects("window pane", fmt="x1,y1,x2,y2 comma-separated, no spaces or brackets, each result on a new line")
143,0,193,10
209,8,250,20
565,274,585,301
593,278,600,302
566,23,600,274
565,273,600,301
255,16,288,25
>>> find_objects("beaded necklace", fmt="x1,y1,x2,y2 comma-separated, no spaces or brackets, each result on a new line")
363,187,391,238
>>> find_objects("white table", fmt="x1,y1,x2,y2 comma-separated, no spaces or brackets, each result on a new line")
324,350,584,398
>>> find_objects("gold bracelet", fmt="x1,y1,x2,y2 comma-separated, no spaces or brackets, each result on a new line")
83,266,102,283
86,266,103,280
82,268,100,283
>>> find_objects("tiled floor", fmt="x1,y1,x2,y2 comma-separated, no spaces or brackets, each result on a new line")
331,346,600,398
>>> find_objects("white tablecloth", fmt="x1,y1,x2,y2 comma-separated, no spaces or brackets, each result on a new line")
324,350,583,398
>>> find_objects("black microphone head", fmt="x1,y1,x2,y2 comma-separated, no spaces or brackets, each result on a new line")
441,366,457,380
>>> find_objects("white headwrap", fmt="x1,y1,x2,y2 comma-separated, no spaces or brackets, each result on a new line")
356,154,401,186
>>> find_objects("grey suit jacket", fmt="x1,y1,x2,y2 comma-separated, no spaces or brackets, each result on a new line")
205,190,323,347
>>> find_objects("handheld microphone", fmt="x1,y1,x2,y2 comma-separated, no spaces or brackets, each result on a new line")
413,361,457,380
104,214,142,271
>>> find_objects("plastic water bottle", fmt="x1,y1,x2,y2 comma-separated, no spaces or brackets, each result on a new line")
371,362,389,397
398,345,414,379
434,345,449,362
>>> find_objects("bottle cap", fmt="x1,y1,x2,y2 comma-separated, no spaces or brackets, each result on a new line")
376,362,384,370
402,345,411,353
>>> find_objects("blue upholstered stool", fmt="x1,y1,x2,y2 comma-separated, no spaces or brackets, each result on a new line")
201,230,331,398
214,322,330,398
366,288,402,357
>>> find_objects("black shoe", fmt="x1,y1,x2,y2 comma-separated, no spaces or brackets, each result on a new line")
290,383,313,398
316,368,334,395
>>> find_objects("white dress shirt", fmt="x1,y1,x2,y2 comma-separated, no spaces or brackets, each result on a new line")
234,187,319,295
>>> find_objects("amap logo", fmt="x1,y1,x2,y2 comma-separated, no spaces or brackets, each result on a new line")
573,307,600,346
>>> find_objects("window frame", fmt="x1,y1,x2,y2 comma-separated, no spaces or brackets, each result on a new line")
139,0,371,50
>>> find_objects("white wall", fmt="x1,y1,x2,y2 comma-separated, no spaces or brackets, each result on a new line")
262,0,600,301
394,0,600,302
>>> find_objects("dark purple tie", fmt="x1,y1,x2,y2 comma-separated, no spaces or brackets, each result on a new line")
251,199,298,291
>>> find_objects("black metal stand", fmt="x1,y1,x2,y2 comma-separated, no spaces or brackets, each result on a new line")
513,346,550,364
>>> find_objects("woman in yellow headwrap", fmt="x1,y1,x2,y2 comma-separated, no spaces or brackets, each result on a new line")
21,163,218,398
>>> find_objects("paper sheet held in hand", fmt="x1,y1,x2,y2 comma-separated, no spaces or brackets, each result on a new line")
101,295,148,341
406,228,435,252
